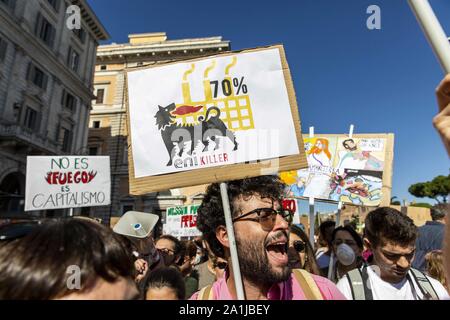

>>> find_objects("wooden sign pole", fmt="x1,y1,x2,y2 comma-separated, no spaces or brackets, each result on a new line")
308,197,315,248
220,182,246,300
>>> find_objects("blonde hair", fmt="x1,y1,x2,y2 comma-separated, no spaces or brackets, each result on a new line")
425,250,448,291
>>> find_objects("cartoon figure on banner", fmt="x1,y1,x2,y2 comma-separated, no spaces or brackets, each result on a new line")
330,169,382,206
336,138,384,174
154,57,255,167
280,171,306,197
303,138,334,199
155,104,238,166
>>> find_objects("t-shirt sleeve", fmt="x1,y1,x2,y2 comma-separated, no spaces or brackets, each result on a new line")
312,275,347,300
336,277,353,300
189,291,200,300
426,276,450,300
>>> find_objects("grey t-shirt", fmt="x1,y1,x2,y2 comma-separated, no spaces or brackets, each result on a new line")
195,261,216,289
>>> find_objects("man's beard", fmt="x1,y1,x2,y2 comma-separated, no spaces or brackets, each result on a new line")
235,232,291,286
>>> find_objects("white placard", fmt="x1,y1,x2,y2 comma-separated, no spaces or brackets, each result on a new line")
163,205,202,238
25,156,111,211
127,48,299,178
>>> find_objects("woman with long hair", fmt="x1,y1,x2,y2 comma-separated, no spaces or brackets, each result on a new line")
288,224,321,275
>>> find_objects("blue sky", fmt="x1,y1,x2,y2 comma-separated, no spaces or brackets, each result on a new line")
88,0,450,206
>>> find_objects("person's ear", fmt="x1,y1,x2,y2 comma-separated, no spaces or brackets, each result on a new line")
216,225,229,249
363,238,372,251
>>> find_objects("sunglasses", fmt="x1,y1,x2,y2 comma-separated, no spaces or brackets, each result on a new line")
293,240,305,253
214,261,228,270
232,207,293,231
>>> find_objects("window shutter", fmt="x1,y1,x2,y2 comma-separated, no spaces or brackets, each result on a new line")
26,62,32,81
67,47,72,66
0,38,7,62
72,97,77,112
53,0,60,12
67,130,74,153
55,123,60,142
35,111,42,133
42,73,48,91
35,13,42,36
48,25,55,48
61,88,66,105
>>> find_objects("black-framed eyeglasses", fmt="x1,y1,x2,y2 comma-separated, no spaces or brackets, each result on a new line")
157,247,176,255
293,240,305,253
214,261,228,270
232,207,293,231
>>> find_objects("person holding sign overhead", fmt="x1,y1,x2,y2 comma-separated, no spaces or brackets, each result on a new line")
190,175,345,300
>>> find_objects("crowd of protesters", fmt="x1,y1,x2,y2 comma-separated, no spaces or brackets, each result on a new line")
0,76,449,300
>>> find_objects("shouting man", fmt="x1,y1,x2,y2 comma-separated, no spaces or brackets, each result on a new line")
191,175,345,300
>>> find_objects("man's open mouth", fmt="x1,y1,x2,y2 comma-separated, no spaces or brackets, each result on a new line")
265,239,289,265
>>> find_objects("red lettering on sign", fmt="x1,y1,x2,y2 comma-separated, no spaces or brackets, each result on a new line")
43,171,97,185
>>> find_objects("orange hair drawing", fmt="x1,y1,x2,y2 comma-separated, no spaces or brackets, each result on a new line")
308,138,331,160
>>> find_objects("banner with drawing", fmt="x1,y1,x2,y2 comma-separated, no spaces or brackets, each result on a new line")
127,48,300,178
163,205,202,238
280,134,394,207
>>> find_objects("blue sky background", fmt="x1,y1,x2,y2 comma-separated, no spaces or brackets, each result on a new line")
88,0,450,209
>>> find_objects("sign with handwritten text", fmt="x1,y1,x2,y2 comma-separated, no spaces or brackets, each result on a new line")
163,205,202,238
25,156,111,211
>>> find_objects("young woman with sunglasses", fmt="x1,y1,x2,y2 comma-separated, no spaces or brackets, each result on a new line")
288,224,321,275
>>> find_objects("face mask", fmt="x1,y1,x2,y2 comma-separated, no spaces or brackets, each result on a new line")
336,243,356,266
193,254,203,266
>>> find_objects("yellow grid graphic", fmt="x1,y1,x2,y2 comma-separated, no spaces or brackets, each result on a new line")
174,59,254,131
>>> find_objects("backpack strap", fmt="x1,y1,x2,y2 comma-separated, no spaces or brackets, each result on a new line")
345,266,373,300
409,268,439,300
292,269,324,300
197,285,214,300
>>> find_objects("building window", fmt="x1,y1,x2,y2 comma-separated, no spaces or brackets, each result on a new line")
121,203,134,215
92,121,101,128
27,64,49,90
96,89,105,104
35,13,56,49
61,89,77,111
0,36,7,62
73,28,86,44
60,127,72,153
89,146,99,155
46,0,60,12
0,0,16,11
100,65,107,71
23,107,39,131
67,46,80,73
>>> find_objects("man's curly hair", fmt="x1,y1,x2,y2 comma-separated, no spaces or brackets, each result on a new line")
364,207,418,248
196,175,286,258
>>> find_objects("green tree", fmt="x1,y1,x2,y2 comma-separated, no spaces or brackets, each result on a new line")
408,175,450,204
390,196,401,206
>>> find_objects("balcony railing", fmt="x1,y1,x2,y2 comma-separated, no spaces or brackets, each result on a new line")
0,123,58,153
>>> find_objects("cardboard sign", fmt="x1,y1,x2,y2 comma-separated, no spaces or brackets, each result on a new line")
280,134,394,207
25,156,111,211
126,45,307,194
282,198,301,224
163,205,202,238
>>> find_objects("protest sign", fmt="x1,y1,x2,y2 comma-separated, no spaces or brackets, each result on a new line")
282,198,301,225
163,205,202,238
126,45,307,194
280,134,394,207
25,156,111,211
